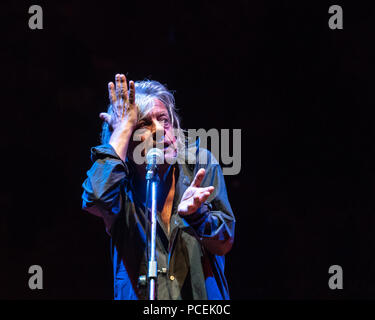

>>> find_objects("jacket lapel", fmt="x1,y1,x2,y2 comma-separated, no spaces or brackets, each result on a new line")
168,163,193,256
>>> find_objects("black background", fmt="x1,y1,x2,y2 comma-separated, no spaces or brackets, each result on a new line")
2,0,375,299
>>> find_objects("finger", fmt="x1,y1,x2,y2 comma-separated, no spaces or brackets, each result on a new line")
108,82,116,105
199,192,211,203
129,80,135,105
200,186,214,194
191,168,206,188
193,195,201,207
115,74,121,98
192,190,210,210
99,112,111,123
120,74,128,100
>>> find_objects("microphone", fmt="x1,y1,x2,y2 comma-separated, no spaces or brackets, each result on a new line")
146,148,164,166
146,148,164,178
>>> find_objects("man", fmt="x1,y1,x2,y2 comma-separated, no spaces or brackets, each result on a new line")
81,73,235,300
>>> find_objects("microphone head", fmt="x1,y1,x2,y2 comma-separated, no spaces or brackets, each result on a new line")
146,148,164,165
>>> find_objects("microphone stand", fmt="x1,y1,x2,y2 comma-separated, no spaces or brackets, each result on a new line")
145,160,159,300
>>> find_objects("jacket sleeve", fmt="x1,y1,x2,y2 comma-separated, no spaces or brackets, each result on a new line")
81,144,130,234
183,152,236,256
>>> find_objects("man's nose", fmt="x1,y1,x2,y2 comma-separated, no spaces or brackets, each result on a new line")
152,121,165,145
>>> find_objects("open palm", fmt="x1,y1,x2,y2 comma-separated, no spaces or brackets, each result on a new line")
178,168,215,216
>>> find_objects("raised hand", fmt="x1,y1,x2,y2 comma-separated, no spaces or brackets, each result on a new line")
178,168,215,216
100,74,138,162
100,73,138,132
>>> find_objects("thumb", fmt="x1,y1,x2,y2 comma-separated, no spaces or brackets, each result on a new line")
99,112,111,123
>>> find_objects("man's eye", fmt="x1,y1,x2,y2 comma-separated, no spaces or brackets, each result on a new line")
160,118,170,126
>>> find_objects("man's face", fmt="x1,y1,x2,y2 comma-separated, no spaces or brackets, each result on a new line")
129,99,178,165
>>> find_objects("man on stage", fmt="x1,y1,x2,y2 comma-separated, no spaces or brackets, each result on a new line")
81,73,235,300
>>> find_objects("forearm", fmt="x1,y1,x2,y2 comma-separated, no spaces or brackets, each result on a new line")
184,206,235,255
109,125,134,162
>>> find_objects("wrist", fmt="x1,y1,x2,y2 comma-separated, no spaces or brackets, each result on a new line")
180,202,211,222
110,124,133,141
109,126,134,162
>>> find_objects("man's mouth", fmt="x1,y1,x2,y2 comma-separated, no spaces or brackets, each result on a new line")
151,140,175,153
